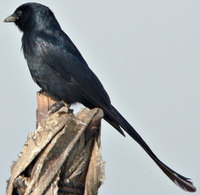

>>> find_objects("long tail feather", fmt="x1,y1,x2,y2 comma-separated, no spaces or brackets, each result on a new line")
103,104,196,192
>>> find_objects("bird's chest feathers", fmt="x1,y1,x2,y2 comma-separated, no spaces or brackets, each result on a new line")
22,34,49,82
22,35,35,59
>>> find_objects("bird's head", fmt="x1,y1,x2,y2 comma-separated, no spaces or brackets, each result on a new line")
4,3,60,32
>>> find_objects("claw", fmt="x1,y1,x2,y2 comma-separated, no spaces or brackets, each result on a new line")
49,101,65,114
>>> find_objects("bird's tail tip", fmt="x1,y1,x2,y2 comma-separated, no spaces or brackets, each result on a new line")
156,159,196,192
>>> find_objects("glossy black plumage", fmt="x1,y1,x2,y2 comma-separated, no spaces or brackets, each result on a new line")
4,3,196,192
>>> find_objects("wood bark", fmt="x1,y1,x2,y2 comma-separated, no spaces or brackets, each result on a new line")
7,92,105,195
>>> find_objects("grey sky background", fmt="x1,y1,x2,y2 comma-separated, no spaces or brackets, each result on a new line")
1,0,200,194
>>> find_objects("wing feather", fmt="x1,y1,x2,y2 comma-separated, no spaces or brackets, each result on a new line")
35,31,111,107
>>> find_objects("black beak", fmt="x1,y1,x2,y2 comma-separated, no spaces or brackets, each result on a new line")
4,13,18,23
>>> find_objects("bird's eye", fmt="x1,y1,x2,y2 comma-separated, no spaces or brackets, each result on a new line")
16,10,22,17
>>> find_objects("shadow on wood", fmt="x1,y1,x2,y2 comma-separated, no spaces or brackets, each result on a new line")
7,92,105,195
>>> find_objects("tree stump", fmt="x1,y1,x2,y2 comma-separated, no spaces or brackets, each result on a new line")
7,92,105,195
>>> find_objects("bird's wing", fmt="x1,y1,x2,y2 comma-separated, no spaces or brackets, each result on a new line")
35,31,111,107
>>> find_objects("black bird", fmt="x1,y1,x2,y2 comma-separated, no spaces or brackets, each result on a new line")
4,3,196,192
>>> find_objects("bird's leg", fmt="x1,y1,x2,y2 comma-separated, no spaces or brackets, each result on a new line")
49,101,67,114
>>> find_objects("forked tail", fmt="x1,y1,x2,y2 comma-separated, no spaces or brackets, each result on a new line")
103,104,196,192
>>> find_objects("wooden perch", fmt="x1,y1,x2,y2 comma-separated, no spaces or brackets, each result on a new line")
7,92,105,195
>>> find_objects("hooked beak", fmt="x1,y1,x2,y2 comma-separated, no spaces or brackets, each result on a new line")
4,13,18,23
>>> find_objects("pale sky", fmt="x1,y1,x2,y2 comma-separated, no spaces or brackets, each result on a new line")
1,1,199,194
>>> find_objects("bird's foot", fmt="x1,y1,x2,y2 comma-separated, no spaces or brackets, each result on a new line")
49,101,66,114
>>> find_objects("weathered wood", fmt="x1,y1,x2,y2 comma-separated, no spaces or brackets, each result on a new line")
7,92,105,195
36,92,58,128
